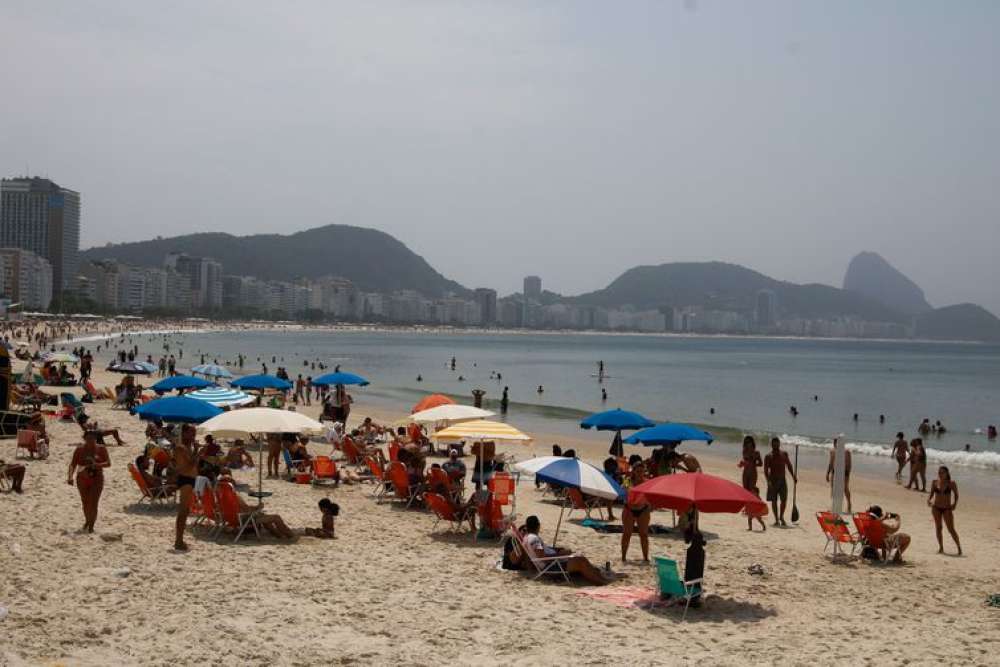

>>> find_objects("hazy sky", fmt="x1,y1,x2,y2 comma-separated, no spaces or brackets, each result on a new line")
2,1,998,312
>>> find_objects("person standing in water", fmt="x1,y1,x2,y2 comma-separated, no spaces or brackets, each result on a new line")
500,386,509,413
891,432,908,483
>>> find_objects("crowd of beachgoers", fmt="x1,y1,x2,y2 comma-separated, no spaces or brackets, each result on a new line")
1,317,998,665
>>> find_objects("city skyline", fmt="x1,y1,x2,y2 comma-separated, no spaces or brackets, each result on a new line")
2,3,999,313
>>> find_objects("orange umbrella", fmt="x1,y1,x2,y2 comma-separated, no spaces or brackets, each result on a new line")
411,393,456,413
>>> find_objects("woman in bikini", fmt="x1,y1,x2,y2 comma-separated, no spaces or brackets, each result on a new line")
927,466,961,555
621,459,652,563
891,432,908,483
739,436,766,531
905,438,927,491
67,430,111,533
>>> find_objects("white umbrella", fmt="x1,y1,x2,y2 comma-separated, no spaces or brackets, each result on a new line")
198,408,325,505
409,404,495,424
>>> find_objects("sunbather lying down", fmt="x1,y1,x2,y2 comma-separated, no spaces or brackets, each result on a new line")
520,515,619,586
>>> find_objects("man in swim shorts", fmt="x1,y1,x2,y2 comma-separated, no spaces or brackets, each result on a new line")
764,437,795,527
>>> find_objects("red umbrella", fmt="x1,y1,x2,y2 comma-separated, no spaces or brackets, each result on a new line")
628,472,767,514
411,394,456,413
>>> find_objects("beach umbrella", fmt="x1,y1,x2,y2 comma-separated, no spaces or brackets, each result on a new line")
107,360,154,375
151,375,214,393
515,456,625,546
311,371,369,387
42,351,79,364
411,393,455,413
185,386,256,408
198,407,325,505
581,408,656,457
190,363,233,379
409,404,494,424
431,420,533,444
623,423,714,447
230,374,293,391
629,472,766,515
133,396,224,424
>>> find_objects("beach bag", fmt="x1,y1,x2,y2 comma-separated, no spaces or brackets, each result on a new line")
860,545,879,561
501,535,523,570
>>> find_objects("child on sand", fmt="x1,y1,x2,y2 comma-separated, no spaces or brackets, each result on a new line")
305,498,339,539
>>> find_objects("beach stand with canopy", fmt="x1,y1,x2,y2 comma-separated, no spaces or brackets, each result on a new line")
515,456,624,546
581,408,655,457
133,396,224,424
185,386,256,408
190,364,233,380
198,408,325,518
311,372,370,387
411,393,455,413
151,375,214,393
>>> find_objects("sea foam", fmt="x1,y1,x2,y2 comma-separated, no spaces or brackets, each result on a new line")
778,434,1000,471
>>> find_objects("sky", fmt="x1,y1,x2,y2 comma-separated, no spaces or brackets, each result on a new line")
2,1,998,312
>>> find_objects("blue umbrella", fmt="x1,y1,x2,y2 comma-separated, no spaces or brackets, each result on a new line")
151,375,214,393
191,363,233,379
230,374,293,391
624,423,714,446
133,396,224,424
580,408,655,431
311,372,369,387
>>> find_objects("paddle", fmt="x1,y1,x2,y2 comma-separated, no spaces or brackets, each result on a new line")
790,444,800,523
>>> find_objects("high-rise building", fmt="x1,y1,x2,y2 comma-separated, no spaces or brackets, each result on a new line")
0,177,81,298
523,275,542,301
474,288,498,325
165,252,222,310
0,248,53,310
755,289,777,330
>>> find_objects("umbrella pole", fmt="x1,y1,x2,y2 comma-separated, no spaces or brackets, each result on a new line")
256,434,264,508
553,504,566,549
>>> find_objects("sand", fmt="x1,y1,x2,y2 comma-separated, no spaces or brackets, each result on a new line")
2,348,1000,666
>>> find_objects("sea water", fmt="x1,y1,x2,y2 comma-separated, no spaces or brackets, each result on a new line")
89,328,1000,484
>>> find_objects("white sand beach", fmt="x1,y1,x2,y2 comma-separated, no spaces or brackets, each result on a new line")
2,358,1000,667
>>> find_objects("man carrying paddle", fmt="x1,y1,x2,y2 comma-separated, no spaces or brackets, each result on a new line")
764,437,796,527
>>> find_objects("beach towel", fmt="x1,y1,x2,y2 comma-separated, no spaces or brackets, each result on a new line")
576,586,669,610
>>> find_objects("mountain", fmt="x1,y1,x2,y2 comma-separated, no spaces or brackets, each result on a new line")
915,304,1000,342
573,261,904,321
843,252,932,315
81,224,468,297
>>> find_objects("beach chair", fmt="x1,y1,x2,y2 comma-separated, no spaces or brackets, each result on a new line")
564,487,606,521
424,492,473,532
127,463,175,505
387,461,420,508
216,480,261,542
312,456,339,486
653,556,703,621
427,467,454,500
15,429,47,460
83,380,104,401
0,466,11,493
388,441,400,462
59,392,85,422
508,525,572,583
816,511,860,556
367,456,391,502
853,512,889,561
341,437,365,466
193,486,222,536
282,448,312,481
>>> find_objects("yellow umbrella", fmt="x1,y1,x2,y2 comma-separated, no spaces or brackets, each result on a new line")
431,420,533,444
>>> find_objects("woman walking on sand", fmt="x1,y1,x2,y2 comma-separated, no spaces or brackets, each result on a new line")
928,466,961,555
67,430,110,533
739,436,766,531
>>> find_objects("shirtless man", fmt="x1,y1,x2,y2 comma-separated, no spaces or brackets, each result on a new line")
173,424,200,551
763,437,796,526
666,450,702,473
891,432,908,483
825,440,852,513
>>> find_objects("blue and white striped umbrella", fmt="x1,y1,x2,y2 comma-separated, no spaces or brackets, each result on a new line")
190,363,233,379
514,456,624,500
185,386,256,407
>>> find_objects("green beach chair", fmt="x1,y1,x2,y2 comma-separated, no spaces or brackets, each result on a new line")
654,556,703,620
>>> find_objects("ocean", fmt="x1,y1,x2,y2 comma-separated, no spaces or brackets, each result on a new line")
85,328,1000,484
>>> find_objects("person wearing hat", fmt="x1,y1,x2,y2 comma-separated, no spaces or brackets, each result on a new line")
442,449,467,496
